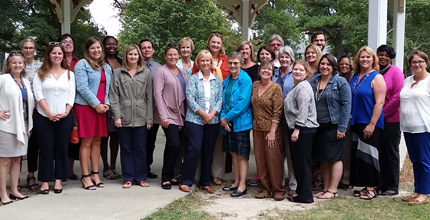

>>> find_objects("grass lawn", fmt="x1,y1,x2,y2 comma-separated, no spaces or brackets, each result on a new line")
144,155,430,220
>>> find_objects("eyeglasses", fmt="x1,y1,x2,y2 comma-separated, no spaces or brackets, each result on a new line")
61,40,74,44
228,61,240,66
261,67,273,71
270,43,282,47
22,47,35,51
411,60,426,65
49,42,63,46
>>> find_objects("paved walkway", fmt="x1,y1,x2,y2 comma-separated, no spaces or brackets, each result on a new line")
0,132,408,220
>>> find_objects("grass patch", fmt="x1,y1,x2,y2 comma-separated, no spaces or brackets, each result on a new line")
143,193,215,220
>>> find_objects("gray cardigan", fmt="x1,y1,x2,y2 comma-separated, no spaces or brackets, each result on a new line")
109,66,153,127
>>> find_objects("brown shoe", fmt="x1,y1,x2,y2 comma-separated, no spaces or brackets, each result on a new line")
179,184,190,192
200,186,214,194
274,194,285,201
408,197,429,205
402,195,417,202
255,191,271,199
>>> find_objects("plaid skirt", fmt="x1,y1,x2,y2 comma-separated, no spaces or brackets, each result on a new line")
222,129,251,158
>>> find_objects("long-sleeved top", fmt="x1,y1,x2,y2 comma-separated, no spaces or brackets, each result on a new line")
192,55,230,80
309,73,352,132
272,68,294,98
74,59,112,108
110,66,153,127
185,71,222,125
284,80,319,130
153,64,188,126
33,70,75,117
251,81,283,131
382,65,404,123
0,74,34,148
400,75,430,133
220,69,253,133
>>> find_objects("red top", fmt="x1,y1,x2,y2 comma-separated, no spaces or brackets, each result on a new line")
96,70,106,104
69,54,79,71
191,55,230,80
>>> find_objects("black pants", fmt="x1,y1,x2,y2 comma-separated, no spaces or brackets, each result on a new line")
380,122,400,192
146,123,159,171
27,124,39,173
161,124,183,182
289,128,316,203
35,111,74,182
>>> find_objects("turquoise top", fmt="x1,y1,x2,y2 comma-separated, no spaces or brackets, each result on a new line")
224,78,237,114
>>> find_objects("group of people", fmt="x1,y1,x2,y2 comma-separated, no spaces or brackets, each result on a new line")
0,30,429,206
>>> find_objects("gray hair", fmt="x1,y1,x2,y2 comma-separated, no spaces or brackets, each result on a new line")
267,34,284,47
227,51,244,65
277,46,295,62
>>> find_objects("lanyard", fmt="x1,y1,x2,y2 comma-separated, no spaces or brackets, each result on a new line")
10,73,27,99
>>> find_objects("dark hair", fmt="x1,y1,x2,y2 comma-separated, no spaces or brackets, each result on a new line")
256,45,275,63
376,45,396,59
258,60,275,78
103,36,118,45
318,53,338,74
57,34,76,53
311,31,327,42
338,55,353,73
83,37,106,70
139,39,153,48
408,51,429,67
164,43,179,55
38,44,69,80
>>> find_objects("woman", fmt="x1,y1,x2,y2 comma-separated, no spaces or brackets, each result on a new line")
220,52,253,197
284,60,319,203
377,45,404,196
400,51,430,205
251,60,285,201
339,55,353,83
179,50,222,193
309,54,351,199
58,34,80,181
110,44,153,188
305,44,322,74
101,36,122,180
21,38,42,191
257,46,275,64
349,46,386,200
33,42,75,194
0,51,34,204
74,37,112,190
236,41,259,82
177,37,194,79
153,43,188,190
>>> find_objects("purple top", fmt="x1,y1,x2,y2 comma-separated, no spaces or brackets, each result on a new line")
382,65,404,123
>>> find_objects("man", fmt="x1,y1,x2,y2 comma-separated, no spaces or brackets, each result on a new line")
267,34,284,68
140,39,161,178
311,31,327,53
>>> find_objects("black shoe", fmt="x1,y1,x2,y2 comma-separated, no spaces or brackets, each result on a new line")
231,188,247,197
222,185,238,191
9,193,28,200
148,171,158,179
70,174,78,180
381,191,398,196
39,189,49,195
54,188,63,194
0,198,13,205
161,182,171,190
337,182,352,190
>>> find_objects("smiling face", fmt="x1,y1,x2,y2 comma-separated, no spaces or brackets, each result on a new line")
9,55,25,75
377,51,391,68
259,49,272,62
410,55,428,74
209,36,222,54
259,64,274,80
198,55,212,73
292,63,308,82
305,47,317,63
269,39,282,54
61,37,74,53
240,44,251,60
140,41,155,61
319,57,333,77
339,57,351,74
312,34,326,51
279,53,292,69
180,43,192,58
359,51,374,71
50,46,64,65
227,58,241,75
21,42,36,61
164,48,179,67
89,42,102,60
105,37,118,56
127,49,139,65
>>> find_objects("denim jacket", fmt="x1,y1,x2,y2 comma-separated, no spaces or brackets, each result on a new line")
272,67,294,98
309,73,351,132
74,59,112,108
221,69,253,133
185,71,223,125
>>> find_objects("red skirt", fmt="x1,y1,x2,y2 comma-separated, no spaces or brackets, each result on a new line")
73,104,107,138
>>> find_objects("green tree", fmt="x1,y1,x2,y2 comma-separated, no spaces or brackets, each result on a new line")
118,0,241,63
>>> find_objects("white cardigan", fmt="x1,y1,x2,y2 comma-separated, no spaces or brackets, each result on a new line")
0,74,34,148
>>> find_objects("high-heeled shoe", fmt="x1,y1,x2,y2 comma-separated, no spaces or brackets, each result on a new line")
0,198,13,205
9,193,28,200
81,174,96,190
90,172,104,188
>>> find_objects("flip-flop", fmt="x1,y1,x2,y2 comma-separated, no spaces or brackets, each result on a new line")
123,181,132,189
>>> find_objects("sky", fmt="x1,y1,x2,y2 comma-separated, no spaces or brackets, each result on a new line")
88,0,122,37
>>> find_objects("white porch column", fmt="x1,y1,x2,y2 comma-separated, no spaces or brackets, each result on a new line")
61,0,71,34
368,0,387,51
242,0,250,41
393,0,406,71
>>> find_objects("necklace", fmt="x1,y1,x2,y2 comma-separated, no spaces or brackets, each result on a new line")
315,80,327,102
379,64,391,75
352,72,370,95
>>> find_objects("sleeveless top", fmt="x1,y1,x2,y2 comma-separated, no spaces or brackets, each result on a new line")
350,70,384,129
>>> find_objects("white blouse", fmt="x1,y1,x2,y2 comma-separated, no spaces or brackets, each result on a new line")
400,75,430,133
198,71,215,113
33,70,76,117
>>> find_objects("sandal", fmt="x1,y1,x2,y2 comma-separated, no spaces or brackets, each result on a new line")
139,181,149,187
179,184,190,192
26,176,39,191
360,189,377,200
318,191,338,199
91,172,105,188
212,176,222,185
353,188,367,197
123,181,132,189
81,174,96,190
313,190,326,198
103,170,116,180
112,169,122,179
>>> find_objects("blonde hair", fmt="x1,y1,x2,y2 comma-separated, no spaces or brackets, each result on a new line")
178,37,195,52
20,37,37,49
236,41,255,62
83,37,106,70
293,59,313,80
122,44,145,70
194,50,213,69
2,51,27,77
305,44,322,71
205,32,225,56
353,46,379,73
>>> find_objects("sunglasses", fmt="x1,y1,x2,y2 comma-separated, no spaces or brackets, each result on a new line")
10,51,25,57
211,31,223,36
49,42,63,46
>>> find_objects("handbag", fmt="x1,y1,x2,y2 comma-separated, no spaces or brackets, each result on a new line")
70,113,79,144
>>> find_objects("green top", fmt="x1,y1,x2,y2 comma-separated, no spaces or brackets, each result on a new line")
224,78,237,114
